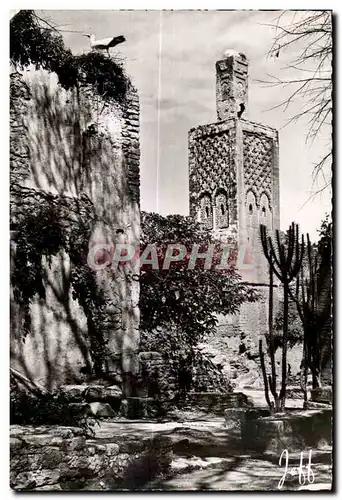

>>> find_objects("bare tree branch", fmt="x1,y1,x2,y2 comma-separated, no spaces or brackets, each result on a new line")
259,11,332,195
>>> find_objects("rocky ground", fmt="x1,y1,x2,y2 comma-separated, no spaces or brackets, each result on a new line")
199,325,304,390
87,413,333,491
10,387,333,491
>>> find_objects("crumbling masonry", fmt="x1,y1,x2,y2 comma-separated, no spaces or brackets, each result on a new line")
10,68,140,389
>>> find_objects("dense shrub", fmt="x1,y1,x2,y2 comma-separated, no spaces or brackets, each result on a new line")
10,10,131,104
10,377,95,434
140,212,257,398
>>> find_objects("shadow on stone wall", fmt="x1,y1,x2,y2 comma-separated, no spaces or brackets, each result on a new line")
10,68,140,390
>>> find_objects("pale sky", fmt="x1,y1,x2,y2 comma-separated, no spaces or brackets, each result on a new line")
39,9,332,241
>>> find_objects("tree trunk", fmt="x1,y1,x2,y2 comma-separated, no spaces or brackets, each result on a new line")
280,280,289,411
259,339,273,412
268,262,277,401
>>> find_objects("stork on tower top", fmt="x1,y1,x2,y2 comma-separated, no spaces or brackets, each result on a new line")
84,34,126,56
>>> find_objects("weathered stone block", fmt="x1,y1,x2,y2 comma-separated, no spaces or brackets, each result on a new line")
88,455,109,474
65,436,87,451
10,423,173,491
31,447,65,469
13,469,61,489
224,408,247,431
60,385,88,400
10,425,27,437
10,437,23,452
21,434,65,448
242,409,332,453
224,407,270,435
185,391,253,415
41,426,84,438
119,397,160,419
306,401,332,409
68,402,92,417
311,386,332,404
103,443,120,456
89,402,115,418
85,385,122,402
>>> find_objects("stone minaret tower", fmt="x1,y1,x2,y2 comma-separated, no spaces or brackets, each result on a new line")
188,50,280,338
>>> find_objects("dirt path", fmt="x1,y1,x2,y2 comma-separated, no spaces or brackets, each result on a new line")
94,419,332,491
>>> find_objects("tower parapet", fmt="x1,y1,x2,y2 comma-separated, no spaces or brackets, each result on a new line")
216,50,248,121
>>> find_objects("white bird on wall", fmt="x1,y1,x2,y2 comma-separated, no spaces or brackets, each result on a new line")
84,33,126,55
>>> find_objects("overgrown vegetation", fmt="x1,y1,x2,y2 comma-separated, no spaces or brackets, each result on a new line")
10,376,96,435
140,211,257,398
273,300,303,350
11,204,110,375
259,217,332,412
10,10,131,104
290,215,332,398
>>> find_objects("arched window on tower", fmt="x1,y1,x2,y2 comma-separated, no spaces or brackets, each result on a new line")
260,192,272,227
199,193,213,230
247,190,257,218
246,190,257,242
215,190,229,229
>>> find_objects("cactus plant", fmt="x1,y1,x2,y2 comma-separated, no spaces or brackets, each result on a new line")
260,222,305,411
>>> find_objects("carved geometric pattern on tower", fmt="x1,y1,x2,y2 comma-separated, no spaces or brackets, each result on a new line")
189,130,234,196
243,131,273,208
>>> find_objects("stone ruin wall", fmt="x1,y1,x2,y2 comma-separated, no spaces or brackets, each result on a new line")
10,424,172,491
10,67,140,389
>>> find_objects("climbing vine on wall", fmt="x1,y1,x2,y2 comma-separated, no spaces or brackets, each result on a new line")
10,10,131,105
12,206,66,335
11,204,110,374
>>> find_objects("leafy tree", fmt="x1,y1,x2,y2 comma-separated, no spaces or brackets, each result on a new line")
139,211,258,397
272,300,304,350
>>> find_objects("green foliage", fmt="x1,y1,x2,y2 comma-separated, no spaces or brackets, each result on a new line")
12,206,66,335
140,328,232,396
295,214,332,390
141,212,257,337
76,52,130,104
10,10,131,104
317,214,332,268
191,350,232,393
67,222,113,373
10,379,95,435
272,301,303,350
11,204,109,373
140,211,257,394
